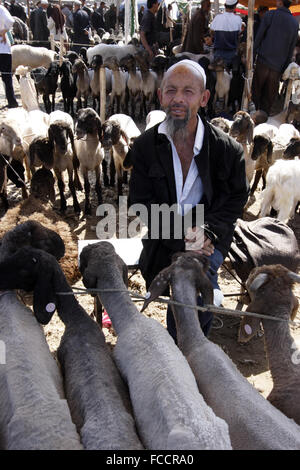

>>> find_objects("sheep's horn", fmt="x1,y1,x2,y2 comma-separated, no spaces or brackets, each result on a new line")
247,273,268,292
287,271,300,283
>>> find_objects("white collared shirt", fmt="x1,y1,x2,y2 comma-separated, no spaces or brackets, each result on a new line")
158,115,204,215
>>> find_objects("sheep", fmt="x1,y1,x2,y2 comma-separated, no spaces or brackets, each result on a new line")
145,110,167,131
229,111,255,183
210,117,232,134
0,290,83,450
271,123,300,161
283,137,300,159
22,110,51,179
79,241,232,450
259,159,300,223
208,58,232,112
0,247,144,450
286,102,300,131
11,45,57,74
59,60,77,116
72,59,90,112
89,54,113,114
86,43,139,66
249,123,279,197
103,56,127,115
119,54,142,119
102,113,140,195
134,50,157,119
142,252,300,450
30,62,60,114
239,264,300,425
0,186,80,286
75,108,104,215
48,111,82,213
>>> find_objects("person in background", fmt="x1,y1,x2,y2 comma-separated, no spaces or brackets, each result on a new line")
165,3,175,41
91,2,105,31
72,0,90,53
254,5,269,38
252,0,298,115
210,0,242,68
140,0,159,59
182,0,210,54
129,60,249,341
62,2,73,29
138,4,144,25
81,0,91,18
105,3,116,31
47,2,68,42
9,0,27,22
0,0,18,108
31,0,49,47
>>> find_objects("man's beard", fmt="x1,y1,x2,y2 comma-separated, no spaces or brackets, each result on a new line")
164,105,191,139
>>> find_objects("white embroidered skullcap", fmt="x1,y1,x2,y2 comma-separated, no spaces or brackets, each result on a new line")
167,59,206,88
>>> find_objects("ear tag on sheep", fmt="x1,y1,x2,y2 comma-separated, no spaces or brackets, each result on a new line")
145,292,151,300
244,324,252,335
46,302,56,313
32,257,37,263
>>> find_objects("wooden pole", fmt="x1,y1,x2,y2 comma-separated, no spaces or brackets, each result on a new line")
100,65,106,122
50,34,55,51
241,0,255,112
214,0,219,16
59,36,64,66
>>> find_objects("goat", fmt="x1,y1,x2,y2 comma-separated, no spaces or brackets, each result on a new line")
72,59,90,112
30,62,60,114
229,111,255,183
75,108,104,214
208,58,232,113
134,50,157,119
59,60,77,117
119,54,142,119
103,55,127,116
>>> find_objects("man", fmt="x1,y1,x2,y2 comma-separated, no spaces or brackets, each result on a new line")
31,0,49,47
81,0,92,18
62,2,73,29
252,0,298,115
0,0,18,107
91,1,105,31
253,5,269,39
9,0,27,22
72,0,90,53
182,0,211,54
210,0,242,67
129,60,249,339
105,3,116,31
140,0,159,59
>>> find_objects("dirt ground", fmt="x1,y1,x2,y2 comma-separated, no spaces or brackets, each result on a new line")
1,75,300,402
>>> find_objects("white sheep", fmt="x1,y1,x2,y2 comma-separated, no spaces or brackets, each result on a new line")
259,159,300,222
86,43,138,66
145,110,166,130
11,45,57,73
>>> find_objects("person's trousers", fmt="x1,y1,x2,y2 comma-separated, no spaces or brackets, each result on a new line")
166,248,224,341
0,53,18,108
252,60,281,115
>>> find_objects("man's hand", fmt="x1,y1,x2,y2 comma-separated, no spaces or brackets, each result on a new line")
185,226,215,256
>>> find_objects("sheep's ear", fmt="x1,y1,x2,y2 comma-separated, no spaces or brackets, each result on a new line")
96,117,102,142
48,126,54,146
33,264,57,325
247,119,254,145
141,266,172,312
267,140,273,164
238,308,261,343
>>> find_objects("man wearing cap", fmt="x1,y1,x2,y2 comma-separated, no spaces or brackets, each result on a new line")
182,0,211,55
72,0,90,53
210,0,242,67
252,0,298,115
32,0,49,47
129,60,249,340
0,0,18,107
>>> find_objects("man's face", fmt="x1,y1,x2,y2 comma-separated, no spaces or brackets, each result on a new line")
153,1,159,13
158,66,210,131
202,0,211,12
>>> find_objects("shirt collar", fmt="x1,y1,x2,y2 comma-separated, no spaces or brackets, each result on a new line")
158,114,204,156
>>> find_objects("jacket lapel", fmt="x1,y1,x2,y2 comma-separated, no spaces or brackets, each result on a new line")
155,131,177,205
194,120,213,206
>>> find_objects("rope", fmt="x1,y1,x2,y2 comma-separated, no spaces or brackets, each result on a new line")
0,154,26,186
56,286,300,327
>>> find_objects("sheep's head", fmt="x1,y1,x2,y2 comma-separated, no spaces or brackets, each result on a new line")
90,54,103,69
208,58,226,71
59,59,73,76
141,252,213,312
134,50,150,70
29,136,54,169
48,122,70,154
0,121,22,147
46,61,60,78
30,168,55,203
65,51,79,65
76,108,102,141
251,135,273,163
72,58,88,74
151,54,168,73
210,117,230,134
102,120,121,149
230,111,254,144
80,241,128,290
283,137,300,159
119,54,135,71
238,264,300,343
286,101,300,124
0,247,61,325
103,55,119,70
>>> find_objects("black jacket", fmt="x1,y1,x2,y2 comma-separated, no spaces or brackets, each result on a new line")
254,7,298,73
129,118,249,287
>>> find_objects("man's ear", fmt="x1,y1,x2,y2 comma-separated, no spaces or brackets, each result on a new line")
200,89,210,108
